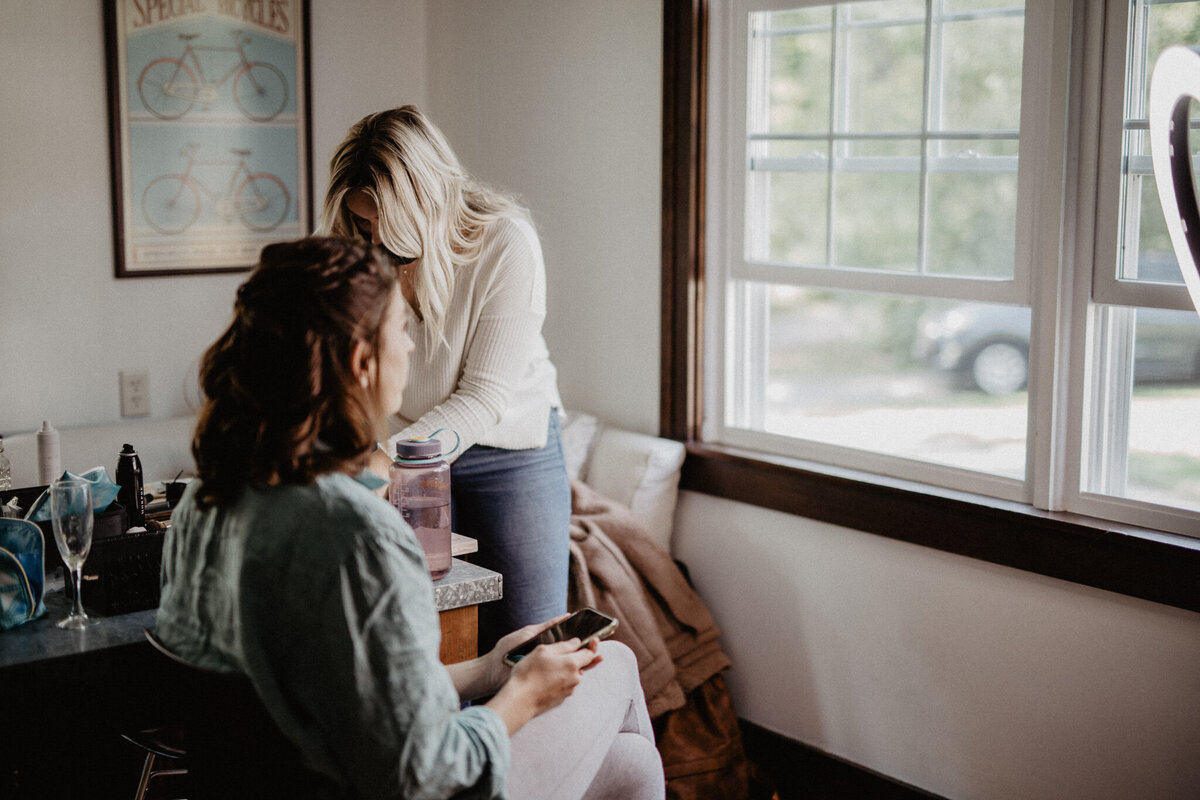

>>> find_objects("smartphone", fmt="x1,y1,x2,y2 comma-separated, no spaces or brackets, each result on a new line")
502,608,618,667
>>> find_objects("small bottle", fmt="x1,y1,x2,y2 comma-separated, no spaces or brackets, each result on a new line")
0,435,11,491
36,420,61,485
116,443,146,529
389,437,452,581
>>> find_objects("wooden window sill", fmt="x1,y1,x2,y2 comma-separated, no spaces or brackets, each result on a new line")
679,442,1200,614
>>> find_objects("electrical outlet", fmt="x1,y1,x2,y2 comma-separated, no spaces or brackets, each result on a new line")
120,370,151,418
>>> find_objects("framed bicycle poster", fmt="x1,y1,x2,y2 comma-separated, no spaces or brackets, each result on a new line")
104,0,311,277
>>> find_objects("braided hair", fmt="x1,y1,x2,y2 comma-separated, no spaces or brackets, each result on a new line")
192,237,397,509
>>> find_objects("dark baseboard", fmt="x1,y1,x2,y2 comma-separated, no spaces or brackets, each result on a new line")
740,720,946,800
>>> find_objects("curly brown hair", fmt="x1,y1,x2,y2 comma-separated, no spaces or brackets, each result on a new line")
192,237,398,509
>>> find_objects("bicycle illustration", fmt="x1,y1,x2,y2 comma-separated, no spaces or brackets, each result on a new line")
137,31,288,121
141,144,290,235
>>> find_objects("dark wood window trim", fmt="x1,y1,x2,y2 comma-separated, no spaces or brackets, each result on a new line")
661,0,707,443
659,0,1200,616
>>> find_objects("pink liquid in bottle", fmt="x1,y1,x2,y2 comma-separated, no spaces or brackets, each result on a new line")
399,496,452,580
389,436,454,581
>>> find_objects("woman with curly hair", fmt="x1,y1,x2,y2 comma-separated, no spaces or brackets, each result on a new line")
157,238,663,799
320,107,569,648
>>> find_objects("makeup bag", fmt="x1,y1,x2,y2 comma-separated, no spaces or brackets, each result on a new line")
0,517,47,630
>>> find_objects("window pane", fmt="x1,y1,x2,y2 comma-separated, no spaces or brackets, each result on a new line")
759,27,832,134
1132,171,1186,283
1142,1,1200,112
1118,99,1200,284
846,0,925,22
925,139,1018,277
760,285,1028,478
1128,309,1200,511
832,140,921,269
942,0,1016,13
936,12,1024,132
1116,0,1200,284
760,5,834,32
841,12,925,132
749,151,830,263
747,1,1022,277
1084,306,1200,511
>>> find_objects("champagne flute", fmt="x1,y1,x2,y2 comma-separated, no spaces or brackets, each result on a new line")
50,478,94,629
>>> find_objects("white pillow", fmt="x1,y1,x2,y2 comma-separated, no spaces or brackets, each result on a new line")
584,428,686,553
560,410,601,481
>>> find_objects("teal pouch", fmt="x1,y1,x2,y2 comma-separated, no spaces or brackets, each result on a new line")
0,517,47,630
26,467,120,523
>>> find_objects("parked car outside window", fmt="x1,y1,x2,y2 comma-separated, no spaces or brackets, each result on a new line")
915,302,1200,394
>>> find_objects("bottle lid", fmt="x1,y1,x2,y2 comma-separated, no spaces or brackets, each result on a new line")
394,438,442,460
121,443,137,455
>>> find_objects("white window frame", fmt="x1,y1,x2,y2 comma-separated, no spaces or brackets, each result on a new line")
1070,0,1200,532
705,0,1200,536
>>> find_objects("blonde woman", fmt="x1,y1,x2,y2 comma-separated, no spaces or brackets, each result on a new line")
320,107,569,646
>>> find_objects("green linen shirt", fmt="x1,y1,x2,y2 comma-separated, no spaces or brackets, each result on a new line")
157,471,511,799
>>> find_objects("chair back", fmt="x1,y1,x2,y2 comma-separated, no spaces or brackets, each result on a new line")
144,629,342,800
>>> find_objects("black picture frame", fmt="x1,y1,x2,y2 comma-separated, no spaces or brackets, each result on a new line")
104,0,312,277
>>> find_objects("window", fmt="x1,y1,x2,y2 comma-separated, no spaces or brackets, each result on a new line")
703,0,1200,537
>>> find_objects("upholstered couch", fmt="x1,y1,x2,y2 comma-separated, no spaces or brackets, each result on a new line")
559,411,685,553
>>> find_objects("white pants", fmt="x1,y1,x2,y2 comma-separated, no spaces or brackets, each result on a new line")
507,640,665,800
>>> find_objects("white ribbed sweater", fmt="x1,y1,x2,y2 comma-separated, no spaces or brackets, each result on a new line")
385,214,562,462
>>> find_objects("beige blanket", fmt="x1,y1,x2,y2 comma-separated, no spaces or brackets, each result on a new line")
568,478,731,718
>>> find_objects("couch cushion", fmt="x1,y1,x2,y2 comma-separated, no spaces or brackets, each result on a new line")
560,410,602,482
584,428,685,553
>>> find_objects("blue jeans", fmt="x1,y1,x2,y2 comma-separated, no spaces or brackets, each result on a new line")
451,411,570,649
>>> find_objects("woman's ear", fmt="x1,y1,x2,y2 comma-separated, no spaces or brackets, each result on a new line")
351,339,375,389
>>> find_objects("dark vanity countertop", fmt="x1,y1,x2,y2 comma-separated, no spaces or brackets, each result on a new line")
0,557,501,672
0,590,156,670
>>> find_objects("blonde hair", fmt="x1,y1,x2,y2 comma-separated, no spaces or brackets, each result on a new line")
319,106,524,350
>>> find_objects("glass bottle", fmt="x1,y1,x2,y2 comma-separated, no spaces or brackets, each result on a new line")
389,437,452,581
0,435,11,491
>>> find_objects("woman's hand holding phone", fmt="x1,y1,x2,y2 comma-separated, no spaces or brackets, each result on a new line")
484,631,603,735
484,615,571,691
479,609,616,735
512,636,602,705
501,608,618,667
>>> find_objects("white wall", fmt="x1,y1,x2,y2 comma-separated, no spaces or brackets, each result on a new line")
0,0,427,437
425,0,663,434
308,1,429,212
674,492,1200,799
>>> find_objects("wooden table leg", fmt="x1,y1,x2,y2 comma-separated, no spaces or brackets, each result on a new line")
438,605,478,664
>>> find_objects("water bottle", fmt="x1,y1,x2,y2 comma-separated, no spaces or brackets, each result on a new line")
389,431,459,581
116,443,146,529
0,435,11,491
